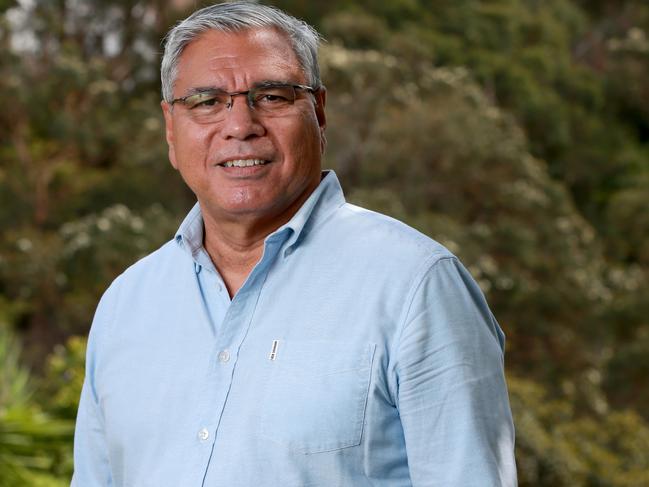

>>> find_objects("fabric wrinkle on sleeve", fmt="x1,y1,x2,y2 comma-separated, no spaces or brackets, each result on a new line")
394,256,517,487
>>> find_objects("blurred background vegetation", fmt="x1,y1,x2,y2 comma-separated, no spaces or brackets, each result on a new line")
0,0,647,485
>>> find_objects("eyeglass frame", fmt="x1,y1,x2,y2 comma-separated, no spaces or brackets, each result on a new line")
168,81,318,114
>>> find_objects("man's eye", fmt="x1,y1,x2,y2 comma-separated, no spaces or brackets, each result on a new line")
186,93,224,109
254,88,294,106
256,94,288,104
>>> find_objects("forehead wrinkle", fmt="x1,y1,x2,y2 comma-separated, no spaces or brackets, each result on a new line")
189,68,303,96
204,58,301,77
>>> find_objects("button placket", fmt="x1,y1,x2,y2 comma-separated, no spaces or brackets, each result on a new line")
198,246,277,477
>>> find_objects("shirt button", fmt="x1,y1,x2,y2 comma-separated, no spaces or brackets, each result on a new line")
198,428,209,441
218,350,230,363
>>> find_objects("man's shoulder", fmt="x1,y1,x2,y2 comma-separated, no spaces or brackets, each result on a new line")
127,238,183,272
87,239,185,338
106,239,187,293
328,202,453,261
304,201,457,286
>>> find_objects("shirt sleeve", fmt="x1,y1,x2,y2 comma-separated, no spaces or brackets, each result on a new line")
394,256,517,486
71,281,120,487
71,378,113,486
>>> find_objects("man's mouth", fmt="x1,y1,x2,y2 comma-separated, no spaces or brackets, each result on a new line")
219,158,270,168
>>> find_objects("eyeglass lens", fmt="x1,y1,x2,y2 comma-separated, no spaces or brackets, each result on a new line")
180,85,303,123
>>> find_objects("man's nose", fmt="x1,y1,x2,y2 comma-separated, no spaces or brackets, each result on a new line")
219,95,265,140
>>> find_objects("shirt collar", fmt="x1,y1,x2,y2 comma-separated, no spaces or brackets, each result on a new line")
175,170,346,261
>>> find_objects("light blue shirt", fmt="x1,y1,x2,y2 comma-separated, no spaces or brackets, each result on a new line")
72,171,517,486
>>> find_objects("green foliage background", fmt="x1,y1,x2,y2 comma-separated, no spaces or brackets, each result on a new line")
0,0,647,485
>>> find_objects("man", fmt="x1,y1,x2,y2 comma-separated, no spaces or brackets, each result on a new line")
72,2,517,486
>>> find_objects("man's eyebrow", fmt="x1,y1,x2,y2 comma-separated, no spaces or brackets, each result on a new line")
183,86,225,97
181,80,298,98
252,80,296,88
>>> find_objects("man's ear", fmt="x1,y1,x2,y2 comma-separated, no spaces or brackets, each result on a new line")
314,86,327,129
314,86,327,153
161,100,178,170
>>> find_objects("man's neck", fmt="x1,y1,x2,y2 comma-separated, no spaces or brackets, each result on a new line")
198,175,324,297
201,215,272,298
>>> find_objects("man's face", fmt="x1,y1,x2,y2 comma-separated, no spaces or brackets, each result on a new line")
162,28,326,227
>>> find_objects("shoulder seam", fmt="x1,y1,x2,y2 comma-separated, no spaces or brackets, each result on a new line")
394,253,456,343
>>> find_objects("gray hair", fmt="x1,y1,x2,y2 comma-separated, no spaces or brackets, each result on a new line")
161,1,323,102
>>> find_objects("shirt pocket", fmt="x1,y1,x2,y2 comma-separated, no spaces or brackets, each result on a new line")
260,340,375,454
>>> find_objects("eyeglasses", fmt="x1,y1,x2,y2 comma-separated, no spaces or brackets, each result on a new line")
170,82,316,124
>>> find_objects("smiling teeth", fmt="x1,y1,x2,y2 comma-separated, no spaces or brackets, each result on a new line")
222,159,267,168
